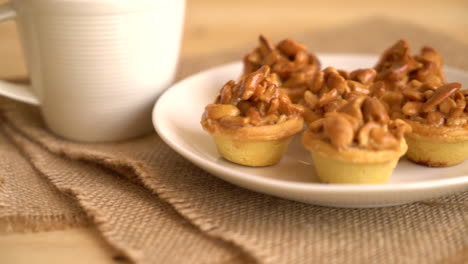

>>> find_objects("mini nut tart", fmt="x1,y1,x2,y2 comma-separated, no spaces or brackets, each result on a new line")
243,35,320,103
302,96,412,184
396,82,468,167
201,65,304,167
375,40,468,167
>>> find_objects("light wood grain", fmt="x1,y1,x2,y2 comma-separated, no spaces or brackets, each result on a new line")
0,0,467,263
0,228,126,264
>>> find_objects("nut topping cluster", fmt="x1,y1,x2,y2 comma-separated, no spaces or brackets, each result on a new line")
375,40,445,90
302,67,380,121
243,35,320,100
307,96,411,151
374,39,423,90
374,40,467,127
202,66,304,130
411,46,445,87
395,82,467,127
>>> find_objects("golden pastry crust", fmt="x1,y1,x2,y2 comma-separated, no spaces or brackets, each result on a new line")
203,118,303,141
404,119,468,141
212,134,294,167
307,151,402,184
302,117,408,184
405,133,468,167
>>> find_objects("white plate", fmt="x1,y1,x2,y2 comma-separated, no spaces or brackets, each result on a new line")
152,54,468,208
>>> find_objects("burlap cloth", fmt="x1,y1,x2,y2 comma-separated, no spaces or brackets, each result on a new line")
0,18,467,264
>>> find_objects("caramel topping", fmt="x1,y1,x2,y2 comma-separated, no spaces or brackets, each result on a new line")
373,40,467,129
395,81,467,127
306,96,411,151
323,113,354,151
204,104,240,120
202,66,304,131
374,39,422,89
310,67,377,99
301,67,379,124
362,97,390,124
412,46,446,87
350,69,377,84
421,82,461,112
276,39,307,57
243,35,320,95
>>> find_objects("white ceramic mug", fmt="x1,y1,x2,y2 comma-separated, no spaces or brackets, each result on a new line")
0,0,185,142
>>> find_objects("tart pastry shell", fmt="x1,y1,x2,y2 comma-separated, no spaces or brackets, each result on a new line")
302,131,408,184
204,118,303,166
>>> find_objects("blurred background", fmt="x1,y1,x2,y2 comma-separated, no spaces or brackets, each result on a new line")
182,0,468,56
0,0,467,78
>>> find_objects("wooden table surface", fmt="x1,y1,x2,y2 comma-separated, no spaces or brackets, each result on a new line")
1,0,467,263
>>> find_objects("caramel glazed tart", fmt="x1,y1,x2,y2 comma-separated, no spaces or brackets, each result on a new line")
302,95,412,184
374,40,468,167
201,65,304,167
396,82,468,167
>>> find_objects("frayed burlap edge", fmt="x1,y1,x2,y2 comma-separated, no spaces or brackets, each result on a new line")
2,117,267,263
2,120,261,264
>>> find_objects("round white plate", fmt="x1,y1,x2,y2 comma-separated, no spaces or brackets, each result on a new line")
152,54,468,208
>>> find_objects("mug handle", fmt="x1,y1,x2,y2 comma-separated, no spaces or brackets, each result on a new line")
0,3,39,105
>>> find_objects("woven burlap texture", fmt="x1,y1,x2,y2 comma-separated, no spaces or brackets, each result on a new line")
1,18,467,264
